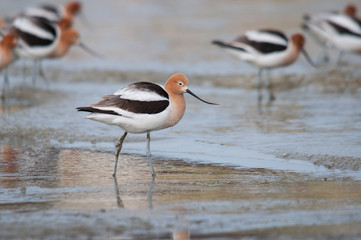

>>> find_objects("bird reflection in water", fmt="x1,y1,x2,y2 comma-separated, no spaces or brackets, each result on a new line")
113,176,125,208
113,176,155,209
113,176,191,239
172,229,190,240
0,145,19,188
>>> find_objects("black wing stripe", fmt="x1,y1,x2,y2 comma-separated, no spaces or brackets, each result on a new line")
78,96,170,115
116,99,169,114
16,29,53,47
98,96,170,114
76,107,120,116
247,41,287,54
235,34,287,54
15,17,56,47
212,40,246,52
233,30,288,54
32,17,57,37
327,20,361,37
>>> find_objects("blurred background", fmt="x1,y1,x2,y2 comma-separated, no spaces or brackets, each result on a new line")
2,0,360,76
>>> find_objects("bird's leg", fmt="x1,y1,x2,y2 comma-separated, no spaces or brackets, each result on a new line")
147,176,155,209
113,131,128,177
266,70,275,102
317,45,329,64
32,60,39,87
113,176,124,208
22,60,27,84
1,68,9,100
336,50,344,65
257,68,263,103
3,68,9,90
38,61,49,87
146,131,156,177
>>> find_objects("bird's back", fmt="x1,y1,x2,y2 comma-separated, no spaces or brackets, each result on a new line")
13,16,59,58
77,82,172,133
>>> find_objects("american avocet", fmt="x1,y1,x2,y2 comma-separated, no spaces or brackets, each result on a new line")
13,16,98,85
303,8,361,63
12,16,59,84
212,29,314,101
23,1,81,26
76,73,217,177
0,33,18,91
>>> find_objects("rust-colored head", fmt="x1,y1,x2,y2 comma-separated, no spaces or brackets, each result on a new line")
0,18,4,27
165,73,217,105
165,73,190,95
58,18,72,30
291,33,305,50
66,1,81,15
51,29,79,58
291,33,316,67
344,4,356,17
1,33,18,49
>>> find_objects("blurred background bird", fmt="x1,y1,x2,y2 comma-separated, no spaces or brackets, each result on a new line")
0,1,99,87
212,29,314,102
302,4,361,64
12,1,81,27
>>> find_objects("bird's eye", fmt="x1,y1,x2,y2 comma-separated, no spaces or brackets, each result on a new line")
178,82,184,86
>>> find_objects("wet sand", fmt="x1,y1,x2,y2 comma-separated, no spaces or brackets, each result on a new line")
1,148,361,239
1,0,361,239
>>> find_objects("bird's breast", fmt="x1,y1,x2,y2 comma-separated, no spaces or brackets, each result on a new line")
165,95,186,128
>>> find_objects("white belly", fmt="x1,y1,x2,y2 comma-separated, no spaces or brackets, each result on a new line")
85,107,172,134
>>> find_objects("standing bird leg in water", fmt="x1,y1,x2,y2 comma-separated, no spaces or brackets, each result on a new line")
146,131,155,176
113,132,128,177
13,16,100,86
257,69,263,102
77,73,217,177
264,69,274,101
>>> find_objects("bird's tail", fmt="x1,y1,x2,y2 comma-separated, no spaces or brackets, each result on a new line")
303,14,311,21
212,40,228,48
212,40,246,52
301,14,311,30
76,106,119,116
76,106,94,112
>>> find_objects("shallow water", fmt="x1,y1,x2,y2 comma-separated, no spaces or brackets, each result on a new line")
1,77,361,239
1,80,360,176
1,0,361,239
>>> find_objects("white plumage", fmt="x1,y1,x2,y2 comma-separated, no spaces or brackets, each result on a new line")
213,30,312,101
77,73,217,176
113,83,168,102
303,12,361,55
14,17,55,40
14,16,59,60
23,6,62,22
247,30,288,46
